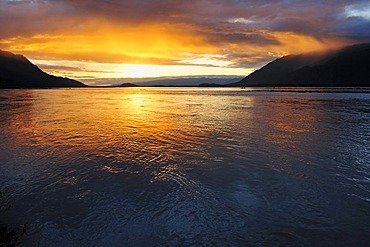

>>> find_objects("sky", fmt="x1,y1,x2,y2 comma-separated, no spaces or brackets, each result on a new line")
1,0,370,85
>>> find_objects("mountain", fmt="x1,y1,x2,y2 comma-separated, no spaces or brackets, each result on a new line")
120,83,139,87
0,50,85,88
131,76,243,86
234,43,370,87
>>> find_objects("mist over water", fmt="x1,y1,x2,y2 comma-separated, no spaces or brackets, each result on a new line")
0,88,370,246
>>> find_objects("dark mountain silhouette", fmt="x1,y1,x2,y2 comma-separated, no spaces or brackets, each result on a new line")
120,83,139,87
234,43,370,87
0,50,85,88
131,76,243,86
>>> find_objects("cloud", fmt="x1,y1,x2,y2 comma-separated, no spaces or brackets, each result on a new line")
345,2,370,20
0,0,369,76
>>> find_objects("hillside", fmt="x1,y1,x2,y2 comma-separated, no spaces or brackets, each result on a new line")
0,50,85,88
234,43,370,87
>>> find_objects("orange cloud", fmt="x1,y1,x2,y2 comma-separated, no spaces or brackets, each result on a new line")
269,32,350,54
0,18,218,65
0,0,365,82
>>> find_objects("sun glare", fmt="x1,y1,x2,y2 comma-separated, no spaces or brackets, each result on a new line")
123,65,156,78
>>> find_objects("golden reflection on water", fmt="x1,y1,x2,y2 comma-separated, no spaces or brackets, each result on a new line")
265,98,319,147
3,89,325,155
1,88,330,180
251,96,334,175
1,88,258,183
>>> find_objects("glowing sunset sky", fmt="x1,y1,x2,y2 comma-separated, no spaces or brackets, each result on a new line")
1,0,370,85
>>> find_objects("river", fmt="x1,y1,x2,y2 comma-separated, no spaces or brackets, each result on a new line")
0,88,369,246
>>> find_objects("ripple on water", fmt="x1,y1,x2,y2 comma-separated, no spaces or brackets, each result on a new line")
1,88,370,246
258,230,312,247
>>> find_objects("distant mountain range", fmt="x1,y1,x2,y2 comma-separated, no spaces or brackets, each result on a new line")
2,43,370,89
120,76,243,87
0,50,85,88
233,43,370,87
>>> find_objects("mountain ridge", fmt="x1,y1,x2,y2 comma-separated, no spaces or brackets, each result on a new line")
233,43,370,87
0,50,85,88
121,76,243,87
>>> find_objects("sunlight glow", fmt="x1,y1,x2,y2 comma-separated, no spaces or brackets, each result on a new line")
0,21,216,64
30,59,250,85
179,54,232,67
0,2,352,85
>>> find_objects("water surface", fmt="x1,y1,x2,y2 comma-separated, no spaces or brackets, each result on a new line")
0,88,370,246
